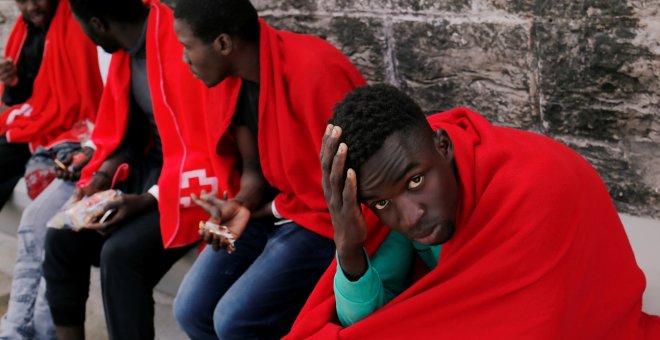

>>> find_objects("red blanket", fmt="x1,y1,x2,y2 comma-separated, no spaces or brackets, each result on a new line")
206,19,366,238
0,0,102,151
287,108,660,339
78,0,234,248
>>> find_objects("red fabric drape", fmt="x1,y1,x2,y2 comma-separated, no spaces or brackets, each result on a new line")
0,0,102,151
206,20,367,239
79,0,235,248
287,108,660,339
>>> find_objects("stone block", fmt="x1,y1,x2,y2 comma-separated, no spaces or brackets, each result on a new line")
534,18,658,142
390,0,471,12
560,138,659,218
393,20,537,129
263,15,388,82
253,0,318,12
318,0,392,12
490,0,635,19
319,0,470,12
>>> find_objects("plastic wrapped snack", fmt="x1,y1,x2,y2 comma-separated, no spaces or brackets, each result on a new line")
199,220,236,251
47,189,122,231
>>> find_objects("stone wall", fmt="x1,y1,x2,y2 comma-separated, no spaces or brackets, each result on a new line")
0,0,658,218
251,0,660,219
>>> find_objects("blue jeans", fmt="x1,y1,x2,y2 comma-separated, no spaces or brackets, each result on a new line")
173,221,335,340
0,179,74,340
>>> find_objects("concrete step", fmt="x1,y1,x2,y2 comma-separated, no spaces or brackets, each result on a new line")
0,230,188,340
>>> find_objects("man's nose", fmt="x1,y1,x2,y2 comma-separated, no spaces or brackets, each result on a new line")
182,53,191,65
397,197,424,230
26,0,37,12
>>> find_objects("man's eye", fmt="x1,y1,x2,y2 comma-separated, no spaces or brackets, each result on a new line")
408,175,424,189
374,200,389,210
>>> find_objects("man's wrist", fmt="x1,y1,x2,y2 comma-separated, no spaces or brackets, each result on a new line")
141,192,158,208
336,243,368,281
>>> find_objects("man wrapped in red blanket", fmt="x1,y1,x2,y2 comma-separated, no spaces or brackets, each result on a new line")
287,84,660,339
42,1,229,339
0,0,102,208
171,0,369,338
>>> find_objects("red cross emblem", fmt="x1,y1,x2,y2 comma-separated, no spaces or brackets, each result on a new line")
180,169,218,208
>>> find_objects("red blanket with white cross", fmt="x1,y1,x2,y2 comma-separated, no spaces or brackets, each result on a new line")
78,0,238,248
0,0,102,151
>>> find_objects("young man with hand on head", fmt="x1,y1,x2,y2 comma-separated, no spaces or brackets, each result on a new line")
287,84,660,339
171,0,368,338
41,1,226,339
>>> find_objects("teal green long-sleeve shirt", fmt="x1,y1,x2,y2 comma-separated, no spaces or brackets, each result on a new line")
334,231,441,327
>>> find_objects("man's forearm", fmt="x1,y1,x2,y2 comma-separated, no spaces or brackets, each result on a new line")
337,242,368,281
234,170,268,212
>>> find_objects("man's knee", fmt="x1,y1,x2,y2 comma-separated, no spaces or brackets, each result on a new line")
173,289,217,338
173,293,195,332
43,228,72,258
99,236,133,272
213,304,239,340
213,293,253,339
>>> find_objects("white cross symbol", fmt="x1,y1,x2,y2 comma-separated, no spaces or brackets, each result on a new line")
180,169,218,208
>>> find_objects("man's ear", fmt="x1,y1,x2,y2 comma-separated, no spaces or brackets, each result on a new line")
434,128,454,163
213,33,233,56
89,17,107,34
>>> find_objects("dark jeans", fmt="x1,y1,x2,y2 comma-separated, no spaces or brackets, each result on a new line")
173,221,336,340
0,135,31,210
43,208,195,340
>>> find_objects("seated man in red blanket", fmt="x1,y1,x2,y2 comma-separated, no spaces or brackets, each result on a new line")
171,0,366,338
286,84,660,339
0,0,102,209
42,0,221,339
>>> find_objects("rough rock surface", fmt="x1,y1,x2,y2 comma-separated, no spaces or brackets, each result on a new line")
0,0,656,217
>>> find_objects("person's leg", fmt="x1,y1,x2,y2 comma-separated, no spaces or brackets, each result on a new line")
33,278,57,340
43,227,104,337
99,208,195,340
173,221,269,340
0,135,31,210
0,179,74,339
213,222,336,340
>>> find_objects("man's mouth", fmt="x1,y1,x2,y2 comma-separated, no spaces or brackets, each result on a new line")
412,223,439,244
29,12,46,25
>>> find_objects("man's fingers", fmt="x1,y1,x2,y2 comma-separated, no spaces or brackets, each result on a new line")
211,234,222,251
192,194,214,211
202,229,213,244
329,142,348,208
319,124,332,163
343,168,359,208
102,197,123,211
203,194,226,207
320,125,341,173
219,236,231,251
60,153,73,165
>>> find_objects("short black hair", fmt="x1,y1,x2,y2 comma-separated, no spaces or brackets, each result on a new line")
331,84,430,173
174,0,259,44
69,0,147,23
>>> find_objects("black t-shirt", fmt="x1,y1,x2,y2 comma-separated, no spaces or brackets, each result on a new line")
232,80,260,135
111,21,162,194
2,20,46,106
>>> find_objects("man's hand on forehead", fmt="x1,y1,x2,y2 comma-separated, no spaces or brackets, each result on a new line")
321,124,369,280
